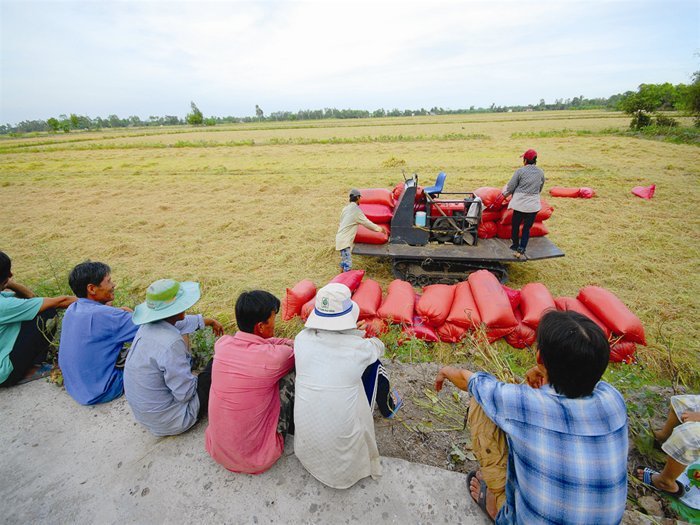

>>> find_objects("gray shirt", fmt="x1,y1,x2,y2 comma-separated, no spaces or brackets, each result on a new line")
504,164,545,213
123,316,202,436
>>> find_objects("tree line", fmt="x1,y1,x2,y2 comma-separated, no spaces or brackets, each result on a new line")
2,78,699,135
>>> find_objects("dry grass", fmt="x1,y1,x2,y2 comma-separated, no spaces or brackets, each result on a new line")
1,110,698,385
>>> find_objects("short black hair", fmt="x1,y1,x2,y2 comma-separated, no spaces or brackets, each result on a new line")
349,195,360,203
536,310,610,398
235,290,280,333
0,251,11,282
525,157,537,165
68,261,111,298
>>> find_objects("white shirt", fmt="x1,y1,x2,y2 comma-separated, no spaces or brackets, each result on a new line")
335,202,383,251
293,328,384,489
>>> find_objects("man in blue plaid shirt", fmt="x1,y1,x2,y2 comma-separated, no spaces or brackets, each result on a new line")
435,310,628,524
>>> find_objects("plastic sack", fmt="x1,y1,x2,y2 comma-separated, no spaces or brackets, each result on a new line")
391,183,405,201
486,326,516,343
631,184,655,200
579,187,595,198
330,270,365,292
610,341,636,363
499,200,553,225
402,317,440,342
355,224,389,244
377,279,415,325
474,187,506,208
549,186,582,198
446,281,482,330
481,209,502,223
501,285,521,311
436,322,468,343
505,309,536,349
362,317,388,338
577,286,646,345
553,296,611,338
352,279,383,320
282,279,316,321
416,284,455,327
477,221,498,239
300,296,316,321
358,188,395,207
496,221,548,239
520,283,556,330
359,203,394,223
468,270,517,329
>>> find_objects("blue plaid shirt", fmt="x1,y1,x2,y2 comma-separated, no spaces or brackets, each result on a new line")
469,372,628,525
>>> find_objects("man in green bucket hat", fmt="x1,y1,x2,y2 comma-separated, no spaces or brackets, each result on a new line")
124,278,223,436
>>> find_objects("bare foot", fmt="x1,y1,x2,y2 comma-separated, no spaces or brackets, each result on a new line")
469,471,498,520
636,467,681,493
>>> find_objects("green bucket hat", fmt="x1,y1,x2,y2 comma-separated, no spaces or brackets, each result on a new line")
132,279,201,325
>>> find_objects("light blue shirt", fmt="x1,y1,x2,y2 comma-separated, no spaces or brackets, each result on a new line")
0,291,43,383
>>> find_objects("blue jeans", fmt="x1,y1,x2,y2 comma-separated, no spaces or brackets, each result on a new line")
339,248,352,272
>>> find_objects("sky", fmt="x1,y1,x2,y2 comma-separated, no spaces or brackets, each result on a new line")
0,0,698,124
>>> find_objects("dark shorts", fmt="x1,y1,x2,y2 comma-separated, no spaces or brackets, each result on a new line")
1,308,57,387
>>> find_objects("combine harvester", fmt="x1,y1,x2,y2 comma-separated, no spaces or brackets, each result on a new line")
353,174,564,284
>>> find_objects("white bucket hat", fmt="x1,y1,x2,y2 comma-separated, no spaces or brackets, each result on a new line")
132,279,201,325
305,283,360,331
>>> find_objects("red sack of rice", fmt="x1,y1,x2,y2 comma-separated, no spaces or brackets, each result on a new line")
631,184,655,200
520,283,556,330
577,286,646,345
477,221,498,239
550,186,583,198
378,279,415,325
446,281,482,330
610,341,636,363
501,284,521,311
481,209,502,222
496,221,548,239
282,279,316,321
358,188,394,207
330,269,365,292
579,187,595,198
468,270,517,330
499,200,553,225
505,309,536,349
359,203,394,223
355,224,389,244
415,284,455,327
392,183,405,201
362,317,388,338
436,322,468,343
486,326,516,343
402,316,439,342
554,296,611,338
474,187,506,208
300,296,316,321
352,279,382,320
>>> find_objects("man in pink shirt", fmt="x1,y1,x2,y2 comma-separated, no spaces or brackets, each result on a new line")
205,290,295,474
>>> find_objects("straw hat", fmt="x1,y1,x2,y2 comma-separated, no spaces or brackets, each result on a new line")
132,279,201,325
305,283,359,331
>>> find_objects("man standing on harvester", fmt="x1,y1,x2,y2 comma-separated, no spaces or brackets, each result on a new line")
502,149,545,258
335,189,383,272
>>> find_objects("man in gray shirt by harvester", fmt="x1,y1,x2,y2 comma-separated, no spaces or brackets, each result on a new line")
502,149,545,258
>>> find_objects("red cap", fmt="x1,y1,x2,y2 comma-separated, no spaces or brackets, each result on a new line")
521,149,537,161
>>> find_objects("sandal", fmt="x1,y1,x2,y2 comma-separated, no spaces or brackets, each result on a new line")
467,470,494,523
386,389,403,419
636,466,686,498
17,363,53,385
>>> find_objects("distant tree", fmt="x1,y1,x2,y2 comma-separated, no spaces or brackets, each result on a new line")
683,71,700,126
186,102,204,125
255,104,264,120
69,113,80,129
47,117,60,133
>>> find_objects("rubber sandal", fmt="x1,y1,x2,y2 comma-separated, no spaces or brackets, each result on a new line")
637,466,686,498
467,470,494,523
17,363,53,385
386,389,403,419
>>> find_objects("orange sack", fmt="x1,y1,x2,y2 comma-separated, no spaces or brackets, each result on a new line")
446,281,482,330
282,279,317,321
330,270,365,293
610,341,636,363
577,286,646,345
474,187,506,208
358,203,394,223
549,186,583,198
505,308,536,349
554,297,611,339
402,316,439,342
415,284,456,327
358,188,394,208
500,200,553,224
355,224,389,244
478,221,498,239
300,296,316,321
362,317,388,338
520,283,556,330
436,322,467,343
468,270,517,329
496,221,548,239
352,279,383,320
377,279,415,325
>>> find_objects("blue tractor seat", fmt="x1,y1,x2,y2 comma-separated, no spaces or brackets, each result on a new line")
424,171,447,197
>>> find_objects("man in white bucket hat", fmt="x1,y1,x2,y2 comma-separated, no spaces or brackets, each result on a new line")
124,279,223,436
293,282,392,489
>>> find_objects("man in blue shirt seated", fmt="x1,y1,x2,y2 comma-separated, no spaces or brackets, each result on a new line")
435,310,628,525
59,261,222,406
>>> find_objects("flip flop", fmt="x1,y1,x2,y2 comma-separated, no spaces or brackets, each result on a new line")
386,389,404,419
17,363,53,385
467,470,495,523
637,466,686,498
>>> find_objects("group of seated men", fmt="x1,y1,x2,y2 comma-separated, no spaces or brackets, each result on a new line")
1,249,698,524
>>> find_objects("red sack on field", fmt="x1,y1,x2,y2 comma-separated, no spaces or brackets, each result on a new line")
300,296,316,321
378,279,415,325
355,224,389,244
436,322,468,343
474,187,506,209
501,284,521,311
549,186,582,198
416,284,455,327
403,317,440,342
520,283,556,330
330,269,365,292
481,209,502,223
282,279,316,321
631,184,655,199
610,341,636,363
505,309,536,349
352,279,382,320
496,221,548,239
577,286,646,345
554,296,611,338
362,317,388,338
468,270,517,329
579,187,595,198
486,326,516,343
359,203,394,223
446,281,482,330
478,221,498,239
358,188,394,207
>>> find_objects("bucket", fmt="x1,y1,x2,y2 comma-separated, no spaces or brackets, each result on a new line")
415,211,427,227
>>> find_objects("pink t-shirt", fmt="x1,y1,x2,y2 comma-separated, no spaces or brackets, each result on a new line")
205,332,294,474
